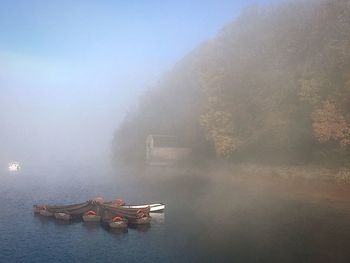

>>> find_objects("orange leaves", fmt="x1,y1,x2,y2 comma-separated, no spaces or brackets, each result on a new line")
312,101,350,146
200,109,242,158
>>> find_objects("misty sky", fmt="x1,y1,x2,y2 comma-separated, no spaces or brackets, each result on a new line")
0,0,280,168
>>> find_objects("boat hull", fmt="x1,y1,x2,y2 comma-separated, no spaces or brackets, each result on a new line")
33,205,45,213
54,212,71,221
39,210,54,217
83,215,101,222
130,216,151,225
109,220,128,229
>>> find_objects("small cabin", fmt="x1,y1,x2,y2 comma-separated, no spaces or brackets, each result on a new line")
146,135,192,165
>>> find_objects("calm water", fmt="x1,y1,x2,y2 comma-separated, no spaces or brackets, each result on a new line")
1,166,350,263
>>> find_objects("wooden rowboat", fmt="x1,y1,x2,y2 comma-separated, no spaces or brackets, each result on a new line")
33,199,161,227
130,216,152,225
39,209,53,217
33,205,45,213
83,215,101,222
54,212,71,221
83,210,101,222
109,217,128,229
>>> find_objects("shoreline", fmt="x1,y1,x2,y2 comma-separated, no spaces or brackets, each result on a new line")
123,162,350,212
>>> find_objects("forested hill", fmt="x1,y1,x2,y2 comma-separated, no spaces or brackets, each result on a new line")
113,0,350,166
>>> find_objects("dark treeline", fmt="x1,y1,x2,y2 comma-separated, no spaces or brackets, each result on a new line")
113,0,350,166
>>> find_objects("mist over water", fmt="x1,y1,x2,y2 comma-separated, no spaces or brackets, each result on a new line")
1,0,350,262
1,166,350,262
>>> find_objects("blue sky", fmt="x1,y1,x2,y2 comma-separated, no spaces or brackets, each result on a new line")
0,0,281,167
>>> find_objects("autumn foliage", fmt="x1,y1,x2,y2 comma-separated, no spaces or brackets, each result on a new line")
113,0,350,166
312,101,350,146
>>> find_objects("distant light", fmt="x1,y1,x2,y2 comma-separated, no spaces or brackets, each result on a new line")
8,162,20,172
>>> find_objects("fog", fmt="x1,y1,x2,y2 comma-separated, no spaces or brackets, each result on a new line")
0,0,274,171
0,51,146,169
1,1,350,262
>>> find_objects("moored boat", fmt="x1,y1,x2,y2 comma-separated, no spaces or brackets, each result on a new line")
33,204,45,213
41,201,92,213
34,200,98,219
130,215,152,225
109,216,128,229
83,210,101,222
128,208,152,225
39,207,54,217
121,203,165,212
54,212,71,221
33,197,160,230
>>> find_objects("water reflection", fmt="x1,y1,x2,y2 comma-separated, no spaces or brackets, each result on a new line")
109,228,128,235
54,219,71,226
33,213,52,225
99,220,128,234
129,224,151,233
3,166,350,262
149,213,164,224
82,222,100,232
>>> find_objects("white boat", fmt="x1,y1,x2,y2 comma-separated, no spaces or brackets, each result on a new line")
121,203,165,212
8,162,20,172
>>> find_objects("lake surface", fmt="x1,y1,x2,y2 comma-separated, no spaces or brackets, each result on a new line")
1,165,350,262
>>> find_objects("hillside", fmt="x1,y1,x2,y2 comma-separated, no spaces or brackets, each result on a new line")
113,0,350,166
